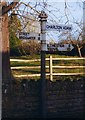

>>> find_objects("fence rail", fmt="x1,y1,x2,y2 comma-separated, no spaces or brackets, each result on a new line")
10,57,85,62
11,66,85,69
10,56,85,80
14,73,84,78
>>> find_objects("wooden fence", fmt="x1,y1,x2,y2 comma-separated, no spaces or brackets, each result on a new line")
10,56,85,81
49,56,85,81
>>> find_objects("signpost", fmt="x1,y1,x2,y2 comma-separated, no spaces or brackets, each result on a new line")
39,11,48,118
39,10,72,118
18,32,41,40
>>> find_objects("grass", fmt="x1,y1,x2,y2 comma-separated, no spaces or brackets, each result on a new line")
53,68,85,73
10,54,41,59
12,68,40,75
12,68,84,75
10,54,79,59
10,61,40,67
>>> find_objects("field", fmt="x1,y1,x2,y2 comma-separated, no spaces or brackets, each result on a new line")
10,54,85,81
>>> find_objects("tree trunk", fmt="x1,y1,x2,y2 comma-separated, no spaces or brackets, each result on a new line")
0,1,19,94
2,13,13,83
0,1,15,86
77,47,82,57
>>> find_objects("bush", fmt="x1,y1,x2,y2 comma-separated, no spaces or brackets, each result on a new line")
10,46,22,56
19,40,41,55
10,40,41,56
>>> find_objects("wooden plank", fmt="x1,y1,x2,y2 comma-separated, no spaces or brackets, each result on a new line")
10,59,41,62
10,58,49,62
10,57,85,62
11,66,49,69
11,66,85,69
52,57,85,60
52,66,85,68
11,66,85,70
14,74,41,77
52,73,85,75
11,66,41,69
14,73,85,78
10,57,85,65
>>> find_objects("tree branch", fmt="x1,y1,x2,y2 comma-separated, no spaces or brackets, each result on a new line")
2,0,20,15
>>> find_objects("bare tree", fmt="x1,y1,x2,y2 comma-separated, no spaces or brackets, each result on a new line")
71,38,85,57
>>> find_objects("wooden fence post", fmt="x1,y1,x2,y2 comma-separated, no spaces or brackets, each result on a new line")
49,56,53,81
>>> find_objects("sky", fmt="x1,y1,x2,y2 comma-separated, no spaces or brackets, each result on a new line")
19,0,84,42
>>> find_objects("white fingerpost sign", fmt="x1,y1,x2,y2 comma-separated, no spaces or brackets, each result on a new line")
46,23,72,31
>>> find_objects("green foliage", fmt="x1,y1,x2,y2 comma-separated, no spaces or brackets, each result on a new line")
9,13,22,55
9,32,20,48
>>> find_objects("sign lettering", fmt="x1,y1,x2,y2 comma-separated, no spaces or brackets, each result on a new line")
19,32,41,40
46,24,72,31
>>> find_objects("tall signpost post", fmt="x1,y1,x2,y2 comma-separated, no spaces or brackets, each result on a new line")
39,11,48,118
38,10,72,118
